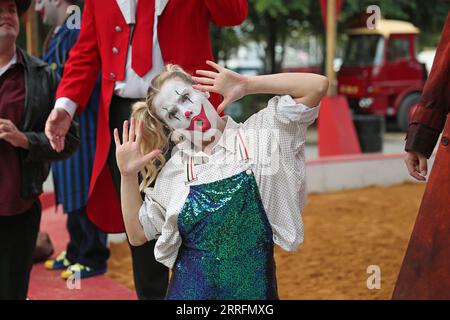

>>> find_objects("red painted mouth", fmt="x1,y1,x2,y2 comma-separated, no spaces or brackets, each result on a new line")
187,104,211,132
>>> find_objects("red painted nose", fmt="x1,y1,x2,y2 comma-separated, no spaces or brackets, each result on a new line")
184,110,193,118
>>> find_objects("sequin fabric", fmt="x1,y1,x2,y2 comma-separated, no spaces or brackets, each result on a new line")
165,170,278,300
138,96,320,268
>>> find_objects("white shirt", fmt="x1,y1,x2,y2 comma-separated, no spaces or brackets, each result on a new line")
0,53,17,78
53,25,62,34
138,95,320,268
55,0,168,118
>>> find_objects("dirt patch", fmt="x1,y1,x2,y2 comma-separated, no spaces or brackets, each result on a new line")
107,182,425,299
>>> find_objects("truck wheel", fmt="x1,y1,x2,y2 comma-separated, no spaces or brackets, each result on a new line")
397,93,421,131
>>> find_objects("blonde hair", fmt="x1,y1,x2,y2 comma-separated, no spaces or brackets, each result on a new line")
131,64,194,191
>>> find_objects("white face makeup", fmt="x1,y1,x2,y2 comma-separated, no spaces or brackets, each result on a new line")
35,0,59,26
153,78,223,149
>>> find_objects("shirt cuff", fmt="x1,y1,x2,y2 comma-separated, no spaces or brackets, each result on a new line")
138,193,165,241
55,97,78,119
405,123,440,158
275,95,320,125
138,204,158,242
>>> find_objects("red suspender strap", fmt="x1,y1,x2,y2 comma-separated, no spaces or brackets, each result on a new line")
237,130,250,161
186,156,196,184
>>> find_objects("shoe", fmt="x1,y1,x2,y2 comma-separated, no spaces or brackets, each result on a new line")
44,251,71,270
61,263,107,280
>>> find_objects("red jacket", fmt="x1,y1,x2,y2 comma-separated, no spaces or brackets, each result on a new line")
394,13,450,299
56,0,248,232
405,13,450,157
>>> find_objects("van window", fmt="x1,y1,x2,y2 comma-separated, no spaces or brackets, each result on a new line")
388,38,410,62
343,35,384,67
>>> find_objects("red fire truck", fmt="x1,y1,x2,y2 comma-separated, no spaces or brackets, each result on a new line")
337,19,427,131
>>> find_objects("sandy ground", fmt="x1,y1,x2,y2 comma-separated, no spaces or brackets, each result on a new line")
106,182,425,299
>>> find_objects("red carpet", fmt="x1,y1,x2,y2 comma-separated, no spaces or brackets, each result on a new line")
28,195,136,300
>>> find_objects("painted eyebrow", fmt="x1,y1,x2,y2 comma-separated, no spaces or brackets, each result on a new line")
175,89,193,103
162,106,181,121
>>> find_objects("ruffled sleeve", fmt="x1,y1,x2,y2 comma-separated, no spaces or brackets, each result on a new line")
136,159,187,268
243,95,320,252
271,95,320,154
138,189,166,241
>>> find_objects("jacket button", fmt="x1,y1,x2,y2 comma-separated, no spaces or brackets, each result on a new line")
115,26,122,32
110,72,116,79
112,47,119,55
441,136,449,146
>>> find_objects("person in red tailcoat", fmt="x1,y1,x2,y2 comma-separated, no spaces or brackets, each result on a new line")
44,0,248,300
393,13,450,300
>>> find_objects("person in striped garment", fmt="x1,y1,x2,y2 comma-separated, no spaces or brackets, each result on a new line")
35,0,110,279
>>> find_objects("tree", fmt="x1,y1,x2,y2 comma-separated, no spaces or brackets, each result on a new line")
337,0,450,49
210,26,242,67
241,0,312,74
210,0,449,75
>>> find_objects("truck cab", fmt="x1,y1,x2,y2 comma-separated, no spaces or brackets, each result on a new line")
337,19,426,130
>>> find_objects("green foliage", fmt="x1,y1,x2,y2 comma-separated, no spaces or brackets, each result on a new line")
211,0,449,72
212,0,448,120
337,0,450,49
244,0,312,73
210,25,242,65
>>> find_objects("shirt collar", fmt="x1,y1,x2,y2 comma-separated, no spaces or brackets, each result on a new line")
176,116,241,159
156,0,169,16
116,0,168,24
215,116,241,154
116,0,136,24
54,25,62,35
0,50,23,77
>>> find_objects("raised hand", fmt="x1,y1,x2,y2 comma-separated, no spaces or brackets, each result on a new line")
45,108,72,152
192,60,248,113
114,117,161,177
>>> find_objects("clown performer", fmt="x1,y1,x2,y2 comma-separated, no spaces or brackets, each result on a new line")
44,0,248,300
114,61,328,299
35,0,109,279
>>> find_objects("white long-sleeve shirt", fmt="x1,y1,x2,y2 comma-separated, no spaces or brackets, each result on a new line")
138,95,320,268
55,0,168,118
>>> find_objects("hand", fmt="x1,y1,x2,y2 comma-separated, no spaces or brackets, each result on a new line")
405,151,428,181
0,118,29,149
192,60,248,113
114,117,162,177
45,108,72,152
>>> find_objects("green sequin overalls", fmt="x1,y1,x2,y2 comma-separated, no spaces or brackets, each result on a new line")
166,132,278,300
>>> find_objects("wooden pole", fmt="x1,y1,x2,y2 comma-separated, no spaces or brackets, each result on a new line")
326,0,337,96
24,1,39,56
